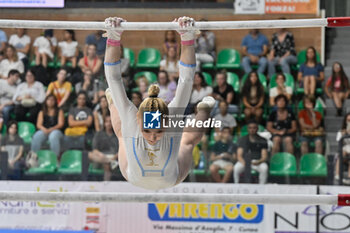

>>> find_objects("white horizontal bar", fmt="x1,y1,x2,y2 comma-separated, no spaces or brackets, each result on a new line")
0,191,338,205
0,18,329,31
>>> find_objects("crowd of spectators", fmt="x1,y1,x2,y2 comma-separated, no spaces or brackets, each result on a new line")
0,24,347,184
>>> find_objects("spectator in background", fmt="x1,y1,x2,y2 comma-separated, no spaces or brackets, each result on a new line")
298,46,324,96
266,94,297,155
211,71,237,115
241,29,269,74
131,91,142,108
1,120,24,179
162,30,179,58
89,115,119,181
0,69,20,125
31,95,64,156
46,68,72,111
33,29,57,68
214,101,237,134
195,19,216,71
0,45,24,79
242,71,265,122
157,71,176,104
84,31,106,59
78,43,102,77
325,62,350,116
298,95,324,155
0,29,7,60
63,91,93,150
8,28,31,66
160,47,179,81
267,25,297,78
234,120,268,184
209,127,236,183
58,30,78,68
13,69,45,123
335,113,350,183
75,69,101,105
93,95,109,132
188,72,212,114
269,73,293,106
136,76,149,100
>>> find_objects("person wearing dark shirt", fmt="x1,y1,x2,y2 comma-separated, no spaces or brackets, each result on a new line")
209,127,236,183
266,94,297,155
267,27,297,78
211,71,238,115
84,31,107,59
89,115,119,181
234,120,268,184
31,95,64,156
1,120,24,179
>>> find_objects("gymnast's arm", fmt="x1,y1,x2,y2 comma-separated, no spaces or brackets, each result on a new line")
103,18,134,123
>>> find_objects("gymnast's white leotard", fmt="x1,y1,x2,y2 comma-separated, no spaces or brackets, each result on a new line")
104,60,195,190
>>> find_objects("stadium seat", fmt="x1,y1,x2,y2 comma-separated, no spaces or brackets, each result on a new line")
1,125,6,136
26,150,57,174
299,153,327,177
30,55,57,68
18,121,36,144
57,150,82,174
241,73,267,90
269,73,295,90
269,152,297,177
226,72,240,93
201,62,215,70
297,49,321,65
202,72,213,86
240,124,265,137
89,164,104,175
136,48,161,68
123,47,135,68
297,99,324,116
216,49,240,69
134,71,157,84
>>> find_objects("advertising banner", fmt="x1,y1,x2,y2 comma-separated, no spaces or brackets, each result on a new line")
319,186,350,233
0,0,64,8
234,0,265,14
265,0,319,14
0,181,317,233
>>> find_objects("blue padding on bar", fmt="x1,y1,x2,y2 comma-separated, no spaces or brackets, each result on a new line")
179,61,196,68
104,60,121,66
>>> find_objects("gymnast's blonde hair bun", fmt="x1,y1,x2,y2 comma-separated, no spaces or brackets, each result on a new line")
148,84,160,98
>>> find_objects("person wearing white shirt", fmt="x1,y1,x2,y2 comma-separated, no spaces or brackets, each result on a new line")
58,30,78,68
13,69,45,123
0,69,20,125
269,73,293,106
8,28,31,61
190,72,213,105
160,47,179,81
0,45,24,79
33,29,57,68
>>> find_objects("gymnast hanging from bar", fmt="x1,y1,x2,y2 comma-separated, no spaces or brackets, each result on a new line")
103,16,215,190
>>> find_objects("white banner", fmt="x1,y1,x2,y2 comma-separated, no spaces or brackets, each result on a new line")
319,186,350,233
234,0,265,14
0,182,317,233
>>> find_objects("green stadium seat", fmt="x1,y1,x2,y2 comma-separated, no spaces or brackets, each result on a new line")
57,150,82,174
30,55,57,68
269,73,295,90
134,71,157,84
226,72,240,93
136,48,161,68
201,62,215,70
269,152,297,177
26,150,57,174
297,49,321,65
18,121,36,144
202,72,213,86
240,124,265,137
123,47,135,68
1,125,6,136
216,49,240,69
299,153,327,177
89,164,104,175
